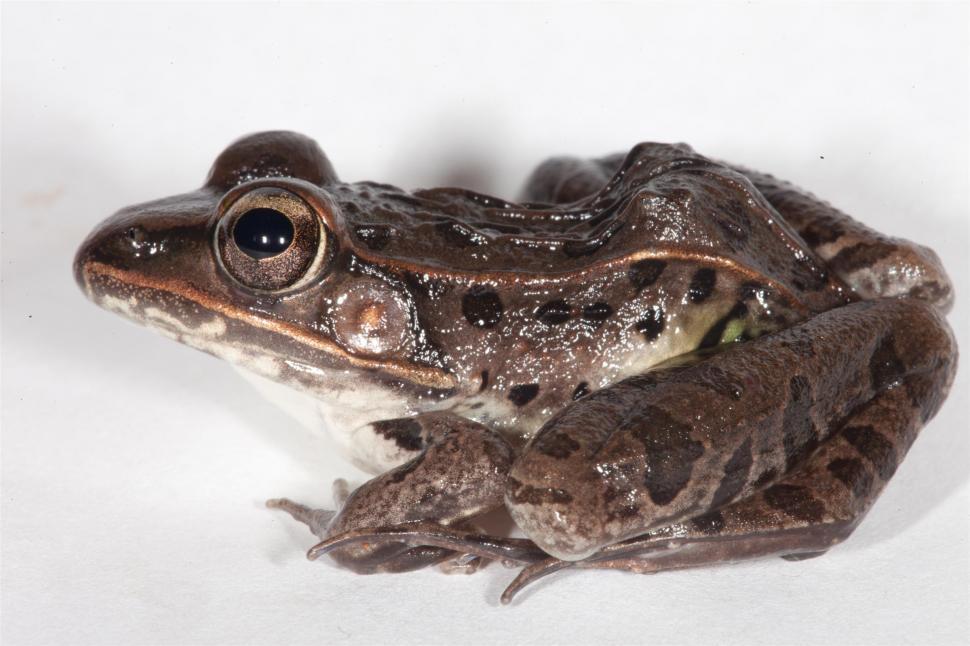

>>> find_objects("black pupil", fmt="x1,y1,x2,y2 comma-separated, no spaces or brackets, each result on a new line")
232,208,294,259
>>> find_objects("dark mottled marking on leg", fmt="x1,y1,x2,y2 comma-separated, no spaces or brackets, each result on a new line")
842,425,897,480
628,259,666,292
507,477,574,505
508,383,540,406
626,405,705,506
462,287,503,328
535,433,581,459
581,302,613,326
869,334,905,391
372,418,424,452
753,467,778,488
906,369,949,423
782,334,816,359
687,268,717,303
636,305,666,341
535,299,572,325
783,375,817,470
572,382,590,400
798,221,843,247
387,452,425,484
699,302,749,349
690,510,726,535
763,484,825,523
830,241,896,272
691,364,745,400
603,485,641,521
827,457,874,499
710,437,754,508
479,370,489,392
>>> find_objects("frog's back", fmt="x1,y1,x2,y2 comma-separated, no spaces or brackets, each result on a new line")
332,142,849,316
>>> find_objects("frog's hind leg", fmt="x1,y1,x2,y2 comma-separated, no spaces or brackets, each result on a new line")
733,165,953,311
500,298,957,603
519,156,619,204
502,378,935,602
269,412,545,574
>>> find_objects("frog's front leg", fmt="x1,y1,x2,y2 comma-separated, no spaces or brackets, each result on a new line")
270,412,544,574
503,297,955,601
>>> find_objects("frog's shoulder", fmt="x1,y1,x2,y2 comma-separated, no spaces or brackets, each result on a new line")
333,143,847,311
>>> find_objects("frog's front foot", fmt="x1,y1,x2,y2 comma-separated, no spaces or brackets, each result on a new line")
270,412,545,574
266,498,336,540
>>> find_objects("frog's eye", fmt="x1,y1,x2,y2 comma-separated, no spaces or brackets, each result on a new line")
216,187,327,291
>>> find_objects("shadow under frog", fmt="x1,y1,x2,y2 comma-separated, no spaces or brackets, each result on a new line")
73,131,958,603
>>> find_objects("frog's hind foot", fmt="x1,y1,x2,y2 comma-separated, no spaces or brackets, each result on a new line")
306,520,547,567
439,552,488,575
266,498,336,540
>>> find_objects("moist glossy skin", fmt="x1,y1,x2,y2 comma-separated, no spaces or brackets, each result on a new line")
74,132,957,603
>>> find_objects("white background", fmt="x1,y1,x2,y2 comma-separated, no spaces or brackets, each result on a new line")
2,2,968,645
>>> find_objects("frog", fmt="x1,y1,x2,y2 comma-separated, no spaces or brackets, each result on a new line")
73,131,957,603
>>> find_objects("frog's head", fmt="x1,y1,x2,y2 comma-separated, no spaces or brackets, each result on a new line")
74,131,457,420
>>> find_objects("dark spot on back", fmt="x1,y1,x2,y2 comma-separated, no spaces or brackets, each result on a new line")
699,302,748,349
690,510,726,535
479,370,489,392
354,224,391,250
536,433,581,459
624,405,705,506
753,468,778,488
535,300,572,325
842,425,897,480
462,286,503,328
572,382,590,400
636,305,665,341
434,220,482,248
869,334,905,392
688,268,717,304
508,383,540,406
827,457,873,499
783,375,818,470
739,281,768,301
372,418,424,452
507,477,573,505
629,259,666,292
763,484,825,523
581,302,613,326
710,437,754,508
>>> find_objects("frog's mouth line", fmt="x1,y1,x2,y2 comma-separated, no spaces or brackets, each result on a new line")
79,260,457,391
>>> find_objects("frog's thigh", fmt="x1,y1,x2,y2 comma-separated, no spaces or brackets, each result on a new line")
734,165,952,310
501,381,931,601
506,298,955,562
590,379,928,571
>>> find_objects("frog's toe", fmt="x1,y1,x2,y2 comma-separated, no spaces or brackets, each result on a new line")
438,553,488,575
266,498,336,539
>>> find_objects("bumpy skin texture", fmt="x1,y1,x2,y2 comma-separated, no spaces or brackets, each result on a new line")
74,132,957,603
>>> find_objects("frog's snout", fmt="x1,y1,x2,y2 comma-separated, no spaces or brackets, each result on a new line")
74,212,147,297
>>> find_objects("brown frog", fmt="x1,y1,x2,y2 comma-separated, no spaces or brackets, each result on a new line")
74,131,957,603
